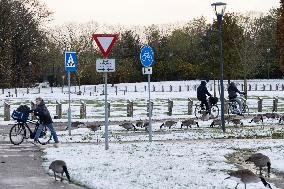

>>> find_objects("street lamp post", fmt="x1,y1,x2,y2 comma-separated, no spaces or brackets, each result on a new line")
211,2,226,132
28,61,32,88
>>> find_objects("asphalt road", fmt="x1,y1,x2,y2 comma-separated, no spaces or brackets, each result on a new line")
0,123,84,189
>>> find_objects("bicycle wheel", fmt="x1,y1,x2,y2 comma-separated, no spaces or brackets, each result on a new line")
9,123,26,145
37,126,52,145
210,105,219,118
195,105,204,119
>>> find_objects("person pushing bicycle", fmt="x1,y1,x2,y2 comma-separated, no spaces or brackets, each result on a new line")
228,82,245,115
32,97,59,145
197,80,212,114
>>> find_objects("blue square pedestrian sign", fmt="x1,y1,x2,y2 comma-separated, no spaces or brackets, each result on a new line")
65,51,77,72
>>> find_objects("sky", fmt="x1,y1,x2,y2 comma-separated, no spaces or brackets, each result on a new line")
43,0,280,26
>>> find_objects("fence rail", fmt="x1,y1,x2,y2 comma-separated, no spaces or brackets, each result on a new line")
1,97,283,121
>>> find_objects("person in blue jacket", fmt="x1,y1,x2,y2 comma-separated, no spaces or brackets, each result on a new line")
33,97,59,144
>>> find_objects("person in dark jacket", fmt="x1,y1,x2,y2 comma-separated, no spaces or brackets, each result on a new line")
197,81,212,113
33,97,59,144
228,82,245,114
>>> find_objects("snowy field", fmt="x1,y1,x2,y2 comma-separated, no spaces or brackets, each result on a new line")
0,79,284,122
1,79,284,188
43,139,284,189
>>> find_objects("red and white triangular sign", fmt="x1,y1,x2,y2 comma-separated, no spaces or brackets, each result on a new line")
92,34,119,58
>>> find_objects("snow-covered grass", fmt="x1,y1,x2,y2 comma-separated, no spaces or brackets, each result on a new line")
0,79,284,122
43,139,284,189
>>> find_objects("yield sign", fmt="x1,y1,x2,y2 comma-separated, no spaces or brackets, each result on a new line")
92,34,119,58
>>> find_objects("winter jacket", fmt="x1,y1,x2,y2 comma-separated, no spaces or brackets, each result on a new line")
197,81,211,101
228,83,243,100
33,100,53,124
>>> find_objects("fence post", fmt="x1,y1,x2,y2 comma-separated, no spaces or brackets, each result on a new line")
270,84,272,91
38,87,40,93
144,86,147,91
80,101,86,119
282,84,284,91
241,84,244,91
30,101,36,120
263,84,266,91
134,86,137,92
56,101,62,119
162,85,164,92
255,84,257,91
188,98,193,115
153,85,155,92
167,99,173,116
127,100,134,117
179,86,182,92
2,89,4,94
224,99,229,114
248,84,251,91
27,88,29,94
125,86,128,93
94,86,97,93
276,84,279,91
187,85,190,91
257,97,263,112
169,85,172,92
115,86,118,95
4,102,10,121
107,102,110,117
147,101,153,117
272,97,278,112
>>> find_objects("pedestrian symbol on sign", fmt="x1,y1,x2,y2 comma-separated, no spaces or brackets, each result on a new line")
65,51,77,72
67,54,75,67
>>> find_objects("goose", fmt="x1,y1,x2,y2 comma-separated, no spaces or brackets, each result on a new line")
225,169,272,189
265,112,280,119
160,120,177,129
119,122,137,131
210,118,221,127
135,120,144,128
143,121,149,132
86,124,101,132
245,153,271,175
249,115,263,123
231,118,243,126
49,160,71,182
181,119,199,129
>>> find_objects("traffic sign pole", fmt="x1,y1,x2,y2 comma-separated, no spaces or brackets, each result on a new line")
67,71,71,136
104,72,109,150
148,74,152,142
140,45,154,142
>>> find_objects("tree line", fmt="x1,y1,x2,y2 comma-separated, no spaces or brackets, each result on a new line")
0,0,283,88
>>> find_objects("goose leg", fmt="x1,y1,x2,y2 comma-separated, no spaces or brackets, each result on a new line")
234,183,239,189
54,172,56,181
61,173,63,182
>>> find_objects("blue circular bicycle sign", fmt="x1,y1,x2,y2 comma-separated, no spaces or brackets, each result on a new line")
140,45,154,67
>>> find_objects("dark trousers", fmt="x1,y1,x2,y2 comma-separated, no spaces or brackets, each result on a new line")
200,99,210,112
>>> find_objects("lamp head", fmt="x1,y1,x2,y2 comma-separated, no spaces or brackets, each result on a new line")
211,2,226,17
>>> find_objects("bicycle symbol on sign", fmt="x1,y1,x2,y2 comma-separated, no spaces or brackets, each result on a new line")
141,52,153,62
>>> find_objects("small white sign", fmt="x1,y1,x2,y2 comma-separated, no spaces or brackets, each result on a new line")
96,59,115,72
142,67,152,75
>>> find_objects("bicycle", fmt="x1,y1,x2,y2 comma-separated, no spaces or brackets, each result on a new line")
195,97,219,119
227,95,249,116
9,110,52,145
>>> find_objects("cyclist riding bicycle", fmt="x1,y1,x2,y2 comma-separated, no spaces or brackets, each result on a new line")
197,80,212,114
228,82,245,115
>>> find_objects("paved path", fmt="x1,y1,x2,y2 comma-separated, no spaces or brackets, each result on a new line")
0,130,84,189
